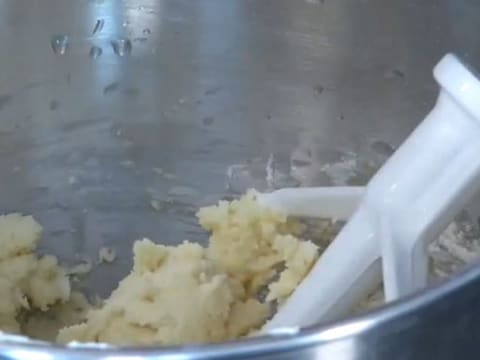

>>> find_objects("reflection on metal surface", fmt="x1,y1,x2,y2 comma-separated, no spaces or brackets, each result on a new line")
111,38,132,56
89,46,103,59
6,350,54,360
50,34,69,55
92,19,105,35
318,319,373,341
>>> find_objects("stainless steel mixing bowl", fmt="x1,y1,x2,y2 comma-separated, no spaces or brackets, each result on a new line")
1,0,480,358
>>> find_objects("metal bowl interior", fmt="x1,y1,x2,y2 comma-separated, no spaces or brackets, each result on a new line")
0,0,480,358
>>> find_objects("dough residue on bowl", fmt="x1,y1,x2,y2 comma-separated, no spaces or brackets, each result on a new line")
98,247,116,264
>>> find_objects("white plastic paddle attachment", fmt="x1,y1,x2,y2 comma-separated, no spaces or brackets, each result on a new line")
261,54,480,331
258,186,364,220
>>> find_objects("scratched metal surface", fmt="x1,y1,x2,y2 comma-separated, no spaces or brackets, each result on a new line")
0,0,479,301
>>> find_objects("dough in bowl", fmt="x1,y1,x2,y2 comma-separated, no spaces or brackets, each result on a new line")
57,191,319,346
0,214,70,333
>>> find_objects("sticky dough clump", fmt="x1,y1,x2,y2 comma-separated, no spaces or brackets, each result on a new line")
58,191,318,346
0,214,70,333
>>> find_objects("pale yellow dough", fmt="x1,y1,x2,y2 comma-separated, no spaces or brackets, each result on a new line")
58,191,319,346
0,214,70,333
0,192,318,346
